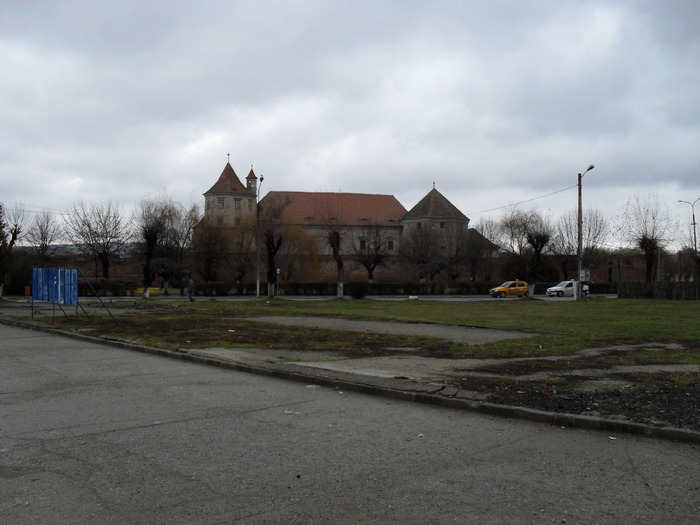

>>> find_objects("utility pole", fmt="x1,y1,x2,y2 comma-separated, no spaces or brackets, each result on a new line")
678,197,699,282
576,164,595,299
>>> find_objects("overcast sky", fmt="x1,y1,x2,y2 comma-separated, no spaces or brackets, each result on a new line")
1,0,699,246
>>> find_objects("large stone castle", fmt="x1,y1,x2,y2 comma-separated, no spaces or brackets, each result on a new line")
198,161,475,284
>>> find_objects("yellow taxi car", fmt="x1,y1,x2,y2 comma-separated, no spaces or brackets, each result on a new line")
489,280,528,298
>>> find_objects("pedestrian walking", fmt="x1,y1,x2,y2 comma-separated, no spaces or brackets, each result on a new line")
187,278,195,302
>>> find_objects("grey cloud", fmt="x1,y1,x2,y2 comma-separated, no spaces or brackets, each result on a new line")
1,0,698,235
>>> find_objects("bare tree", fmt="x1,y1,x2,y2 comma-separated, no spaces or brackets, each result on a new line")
168,203,201,265
617,194,676,281
0,204,14,295
524,212,554,285
191,217,229,283
1,202,30,295
226,216,256,290
581,207,609,263
499,208,555,285
465,220,499,281
499,207,530,256
312,198,347,298
327,227,344,297
675,246,697,281
63,201,130,279
26,211,64,265
399,224,444,282
258,195,290,297
277,226,319,282
549,212,577,280
4,203,29,248
157,202,201,294
442,224,470,282
134,195,179,297
352,222,390,281
550,208,608,280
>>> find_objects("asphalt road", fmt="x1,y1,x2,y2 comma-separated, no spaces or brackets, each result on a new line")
1,323,698,524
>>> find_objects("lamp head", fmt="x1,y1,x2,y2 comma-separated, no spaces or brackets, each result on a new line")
587,164,595,172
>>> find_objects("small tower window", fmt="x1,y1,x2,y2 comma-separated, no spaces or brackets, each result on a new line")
217,197,225,209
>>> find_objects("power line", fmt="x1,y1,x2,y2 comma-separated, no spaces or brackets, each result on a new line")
0,201,67,217
466,184,578,216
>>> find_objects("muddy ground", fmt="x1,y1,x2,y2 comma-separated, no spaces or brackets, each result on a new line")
203,316,700,432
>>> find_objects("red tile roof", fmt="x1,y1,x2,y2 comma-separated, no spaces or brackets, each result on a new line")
204,163,251,195
260,191,407,227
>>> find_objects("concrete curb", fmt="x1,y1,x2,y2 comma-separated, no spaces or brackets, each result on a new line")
2,316,698,444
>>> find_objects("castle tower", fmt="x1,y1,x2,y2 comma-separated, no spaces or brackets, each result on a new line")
400,187,471,254
246,167,260,194
203,162,257,227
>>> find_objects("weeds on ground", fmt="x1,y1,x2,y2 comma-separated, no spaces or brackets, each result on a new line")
30,297,700,363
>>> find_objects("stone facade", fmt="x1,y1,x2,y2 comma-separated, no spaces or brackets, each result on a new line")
196,162,474,283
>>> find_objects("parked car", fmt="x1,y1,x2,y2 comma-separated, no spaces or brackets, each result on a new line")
546,280,589,297
490,280,528,298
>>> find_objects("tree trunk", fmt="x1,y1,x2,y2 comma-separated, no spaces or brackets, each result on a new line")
645,251,655,282
329,230,344,298
99,253,110,279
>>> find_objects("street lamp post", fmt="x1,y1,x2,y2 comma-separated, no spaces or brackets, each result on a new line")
678,197,699,281
255,175,264,298
576,164,595,300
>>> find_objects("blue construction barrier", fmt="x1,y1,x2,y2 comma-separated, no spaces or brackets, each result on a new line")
32,268,79,305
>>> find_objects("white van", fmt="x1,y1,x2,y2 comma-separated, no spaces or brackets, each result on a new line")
546,280,589,297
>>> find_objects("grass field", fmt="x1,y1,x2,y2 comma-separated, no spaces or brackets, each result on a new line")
34,296,700,362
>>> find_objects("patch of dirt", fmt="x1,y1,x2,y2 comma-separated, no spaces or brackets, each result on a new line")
471,374,700,431
446,343,700,431
236,318,700,432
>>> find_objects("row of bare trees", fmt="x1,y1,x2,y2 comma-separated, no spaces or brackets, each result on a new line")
0,198,201,296
476,192,686,284
131,196,201,296
395,192,687,286
1,191,692,297
161,189,691,293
